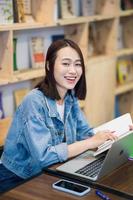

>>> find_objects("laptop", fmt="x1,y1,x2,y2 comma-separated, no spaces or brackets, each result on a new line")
57,131,133,181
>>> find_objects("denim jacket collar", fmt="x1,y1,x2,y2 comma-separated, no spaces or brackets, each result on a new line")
44,91,74,119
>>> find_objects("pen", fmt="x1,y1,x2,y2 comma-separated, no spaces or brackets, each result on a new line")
95,190,111,200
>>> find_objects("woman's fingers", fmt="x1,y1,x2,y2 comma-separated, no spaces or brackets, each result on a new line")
102,130,118,141
107,132,117,141
129,125,133,131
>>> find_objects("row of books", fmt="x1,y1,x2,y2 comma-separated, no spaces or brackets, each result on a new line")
13,34,65,71
58,0,133,19
13,32,133,72
2,0,133,25
13,36,45,71
0,88,29,119
0,0,97,25
0,0,96,24
58,0,95,19
0,0,33,24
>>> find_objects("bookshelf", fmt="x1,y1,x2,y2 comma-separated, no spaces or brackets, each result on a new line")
0,0,133,143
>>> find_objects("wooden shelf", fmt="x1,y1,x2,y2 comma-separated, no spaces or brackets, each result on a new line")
57,14,116,26
115,82,133,95
0,22,57,31
116,48,133,57
87,49,133,61
1,11,118,31
0,68,45,86
119,10,133,17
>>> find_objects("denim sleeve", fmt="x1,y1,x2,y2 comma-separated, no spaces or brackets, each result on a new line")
76,107,94,141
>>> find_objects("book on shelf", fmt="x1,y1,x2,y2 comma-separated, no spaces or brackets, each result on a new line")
0,0,13,24
29,36,45,69
0,91,5,119
13,38,18,71
117,59,133,84
14,88,29,108
12,0,25,23
58,0,78,19
52,34,64,42
12,0,19,22
23,0,31,15
93,113,133,156
88,22,97,57
81,0,95,16
126,59,133,82
23,0,34,22
117,23,124,49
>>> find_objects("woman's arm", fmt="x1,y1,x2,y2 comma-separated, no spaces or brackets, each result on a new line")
68,130,117,158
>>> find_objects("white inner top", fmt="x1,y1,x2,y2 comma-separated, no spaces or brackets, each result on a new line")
56,102,65,122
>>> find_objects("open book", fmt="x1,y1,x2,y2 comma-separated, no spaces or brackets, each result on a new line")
93,113,133,156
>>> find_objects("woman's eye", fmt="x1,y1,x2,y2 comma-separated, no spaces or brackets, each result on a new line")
62,62,69,66
75,63,82,67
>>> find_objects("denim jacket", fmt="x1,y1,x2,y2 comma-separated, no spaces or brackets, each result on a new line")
1,89,93,179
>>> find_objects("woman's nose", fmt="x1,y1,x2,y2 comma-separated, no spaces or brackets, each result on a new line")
67,64,77,73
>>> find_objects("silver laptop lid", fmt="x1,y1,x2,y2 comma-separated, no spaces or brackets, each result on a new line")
98,131,133,179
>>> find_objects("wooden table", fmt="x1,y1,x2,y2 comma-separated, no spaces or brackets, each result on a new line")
0,161,133,200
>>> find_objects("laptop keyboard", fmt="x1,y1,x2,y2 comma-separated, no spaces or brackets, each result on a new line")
75,154,105,178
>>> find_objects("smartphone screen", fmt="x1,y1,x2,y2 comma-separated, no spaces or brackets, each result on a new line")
52,179,91,196
55,180,88,192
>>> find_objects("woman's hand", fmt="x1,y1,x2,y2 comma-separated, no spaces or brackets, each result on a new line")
129,125,133,131
91,130,118,148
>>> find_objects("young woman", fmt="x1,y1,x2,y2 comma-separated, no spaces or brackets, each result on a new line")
0,39,117,192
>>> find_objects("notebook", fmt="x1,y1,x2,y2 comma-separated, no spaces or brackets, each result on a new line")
93,113,132,156
57,131,133,181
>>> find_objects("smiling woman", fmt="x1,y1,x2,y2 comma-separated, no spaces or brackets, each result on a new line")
0,39,117,192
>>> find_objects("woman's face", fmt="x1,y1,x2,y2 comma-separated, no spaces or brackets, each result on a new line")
54,46,83,99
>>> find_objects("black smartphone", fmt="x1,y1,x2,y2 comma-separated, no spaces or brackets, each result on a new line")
52,179,91,196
